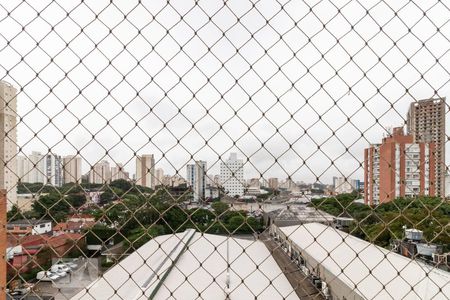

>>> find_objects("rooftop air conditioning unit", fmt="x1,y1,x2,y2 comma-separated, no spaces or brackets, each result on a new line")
322,282,330,299
301,266,309,276
312,276,322,289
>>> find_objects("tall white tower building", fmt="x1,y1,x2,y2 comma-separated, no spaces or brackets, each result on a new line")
28,151,45,183
186,161,207,202
17,155,30,183
220,153,244,197
17,151,65,186
135,154,155,189
0,81,18,205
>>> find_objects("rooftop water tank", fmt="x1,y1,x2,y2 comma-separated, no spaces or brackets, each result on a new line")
405,228,423,241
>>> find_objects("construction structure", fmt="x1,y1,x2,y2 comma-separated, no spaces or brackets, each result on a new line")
407,98,446,197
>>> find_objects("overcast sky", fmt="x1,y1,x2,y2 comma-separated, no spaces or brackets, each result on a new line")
0,0,449,183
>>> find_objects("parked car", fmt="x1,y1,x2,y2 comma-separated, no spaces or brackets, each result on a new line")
51,264,70,274
36,271,59,282
65,262,78,270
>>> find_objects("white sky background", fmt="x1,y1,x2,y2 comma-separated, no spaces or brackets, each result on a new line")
0,0,449,183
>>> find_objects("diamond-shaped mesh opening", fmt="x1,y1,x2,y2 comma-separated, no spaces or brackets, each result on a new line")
1,0,449,299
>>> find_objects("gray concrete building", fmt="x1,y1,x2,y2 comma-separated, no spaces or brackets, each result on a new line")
407,98,446,196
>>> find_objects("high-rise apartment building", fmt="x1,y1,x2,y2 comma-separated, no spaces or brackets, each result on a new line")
111,163,129,181
220,153,244,197
45,153,63,187
333,177,359,194
155,168,164,186
248,178,260,188
364,127,436,205
0,81,18,205
89,160,111,184
17,152,65,186
268,178,279,190
407,98,445,196
135,154,155,189
28,151,45,183
186,161,207,202
260,178,269,188
17,156,30,183
63,155,82,184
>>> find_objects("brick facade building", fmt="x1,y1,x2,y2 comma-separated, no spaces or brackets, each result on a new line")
364,127,436,205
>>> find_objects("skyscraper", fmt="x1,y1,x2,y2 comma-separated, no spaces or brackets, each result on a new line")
364,127,436,205
28,151,45,183
0,81,17,205
407,98,445,196
45,153,63,187
111,163,129,181
155,168,164,186
89,160,111,184
220,153,244,197
17,155,30,183
63,155,82,184
333,177,359,194
186,161,207,202
135,154,155,189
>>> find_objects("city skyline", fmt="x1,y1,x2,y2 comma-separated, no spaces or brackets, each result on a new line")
6,84,449,184
15,148,361,187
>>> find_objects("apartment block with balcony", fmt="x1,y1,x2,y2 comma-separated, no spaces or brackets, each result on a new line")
364,127,436,205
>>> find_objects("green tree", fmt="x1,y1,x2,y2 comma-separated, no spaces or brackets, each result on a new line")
211,201,229,216
109,179,132,193
32,193,70,221
124,225,165,251
66,194,87,208
60,183,83,194
85,224,121,245
7,204,21,221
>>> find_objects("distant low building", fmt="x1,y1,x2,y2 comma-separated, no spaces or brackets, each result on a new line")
7,193,37,212
67,214,96,223
264,205,335,227
332,177,359,194
7,233,84,275
54,221,95,234
205,186,219,199
7,219,52,236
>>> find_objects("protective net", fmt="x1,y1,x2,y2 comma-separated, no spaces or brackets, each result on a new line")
1,0,449,299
